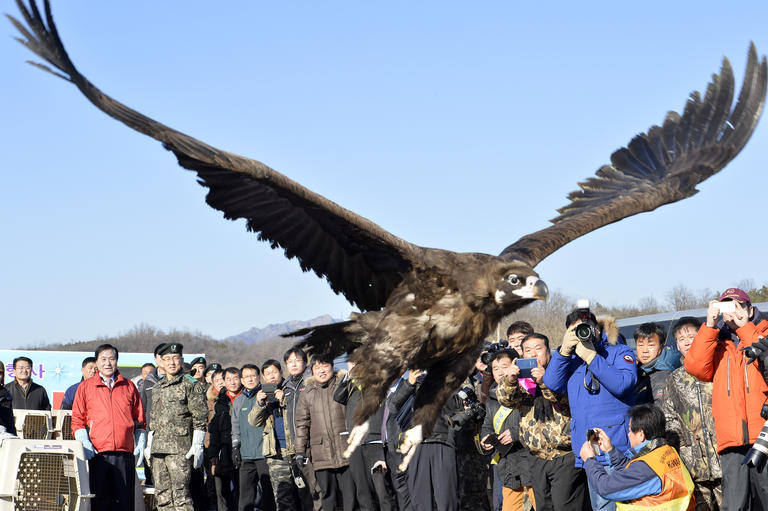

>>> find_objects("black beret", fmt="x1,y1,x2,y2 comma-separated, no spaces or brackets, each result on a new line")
158,343,183,356
205,363,222,374
190,357,206,367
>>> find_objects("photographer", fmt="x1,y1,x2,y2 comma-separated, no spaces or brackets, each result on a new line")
542,305,637,511
480,348,533,511
249,360,301,511
580,404,694,509
497,334,586,510
684,288,768,509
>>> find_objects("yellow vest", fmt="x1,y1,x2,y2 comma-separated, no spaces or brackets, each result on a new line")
616,444,695,511
490,406,512,465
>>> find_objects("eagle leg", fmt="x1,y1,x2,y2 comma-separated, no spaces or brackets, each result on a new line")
397,351,476,470
343,419,370,458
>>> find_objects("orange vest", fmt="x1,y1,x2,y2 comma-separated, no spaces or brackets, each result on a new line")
616,444,695,511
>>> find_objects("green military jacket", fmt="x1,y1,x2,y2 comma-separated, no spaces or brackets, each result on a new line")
150,373,207,455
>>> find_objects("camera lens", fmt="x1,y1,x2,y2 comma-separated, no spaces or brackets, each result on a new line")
575,323,592,341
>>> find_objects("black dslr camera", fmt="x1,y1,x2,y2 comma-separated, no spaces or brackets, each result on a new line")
742,338,768,472
448,386,486,430
574,299,600,344
481,339,510,365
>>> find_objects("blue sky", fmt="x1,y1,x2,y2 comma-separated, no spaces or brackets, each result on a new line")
3,1,768,348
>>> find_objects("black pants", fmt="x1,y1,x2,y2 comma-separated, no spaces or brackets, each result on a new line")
315,466,355,511
89,451,135,511
215,470,238,511
359,443,398,511
191,465,209,510
239,458,275,511
529,452,587,511
408,442,458,511
720,446,768,511
386,444,413,511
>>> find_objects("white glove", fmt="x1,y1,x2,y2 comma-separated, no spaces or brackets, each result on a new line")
74,429,98,460
185,430,206,469
145,431,154,467
133,429,147,467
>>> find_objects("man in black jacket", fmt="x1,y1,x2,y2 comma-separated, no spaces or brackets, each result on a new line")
480,349,532,511
395,368,464,511
8,356,50,411
206,368,237,511
334,361,397,510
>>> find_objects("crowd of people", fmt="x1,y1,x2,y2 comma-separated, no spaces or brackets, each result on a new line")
0,285,767,510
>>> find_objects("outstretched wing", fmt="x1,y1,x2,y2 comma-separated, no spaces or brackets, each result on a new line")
9,0,423,311
501,44,767,267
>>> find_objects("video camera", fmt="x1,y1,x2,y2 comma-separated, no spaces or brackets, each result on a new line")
481,339,512,366
574,299,600,344
448,386,486,430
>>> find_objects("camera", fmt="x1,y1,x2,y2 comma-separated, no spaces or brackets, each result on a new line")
448,386,486,430
742,401,768,472
574,299,600,344
481,339,511,365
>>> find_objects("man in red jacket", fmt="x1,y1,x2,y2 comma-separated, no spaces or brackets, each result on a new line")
684,288,768,510
72,344,146,511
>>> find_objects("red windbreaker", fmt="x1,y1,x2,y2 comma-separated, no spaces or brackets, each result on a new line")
685,321,768,452
71,371,145,453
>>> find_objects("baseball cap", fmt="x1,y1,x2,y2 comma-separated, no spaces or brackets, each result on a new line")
720,288,751,303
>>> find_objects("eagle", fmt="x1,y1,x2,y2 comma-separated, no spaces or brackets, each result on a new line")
9,0,767,467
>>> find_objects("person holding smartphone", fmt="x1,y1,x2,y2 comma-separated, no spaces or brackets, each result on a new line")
685,288,768,510
497,333,587,510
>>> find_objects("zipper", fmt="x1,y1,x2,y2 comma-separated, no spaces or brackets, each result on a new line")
744,351,750,394
727,356,731,397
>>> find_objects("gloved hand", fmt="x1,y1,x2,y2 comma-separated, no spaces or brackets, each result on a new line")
560,325,580,356
232,444,242,468
74,429,97,460
575,339,597,365
294,453,308,466
742,337,768,363
133,429,147,467
145,431,154,467
185,430,206,469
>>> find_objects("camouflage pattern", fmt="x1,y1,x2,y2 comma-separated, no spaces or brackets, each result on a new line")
150,373,208,455
497,376,572,460
660,366,722,482
154,453,193,511
693,480,722,511
266,457,298,510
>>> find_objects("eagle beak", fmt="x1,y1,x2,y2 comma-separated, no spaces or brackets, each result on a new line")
512,277,549,302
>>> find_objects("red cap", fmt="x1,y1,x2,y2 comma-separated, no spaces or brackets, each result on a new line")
720,288,751,303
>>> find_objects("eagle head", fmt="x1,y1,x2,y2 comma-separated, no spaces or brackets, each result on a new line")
492,263,548,310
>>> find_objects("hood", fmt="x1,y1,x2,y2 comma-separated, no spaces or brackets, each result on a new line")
640,346,682,373
206,384,218,401
597,315,619,345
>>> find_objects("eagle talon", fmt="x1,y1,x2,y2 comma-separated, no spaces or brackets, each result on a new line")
344,420,370,458
398,425,423,471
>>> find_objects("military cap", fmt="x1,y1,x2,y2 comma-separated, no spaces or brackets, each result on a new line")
190,356,206,367
204,363,222,375
158,343,183,356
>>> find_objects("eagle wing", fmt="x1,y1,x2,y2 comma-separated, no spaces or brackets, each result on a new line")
500,44,767,267
9,0,423,311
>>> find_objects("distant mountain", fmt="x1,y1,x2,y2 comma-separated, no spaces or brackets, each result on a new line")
224,314,342,344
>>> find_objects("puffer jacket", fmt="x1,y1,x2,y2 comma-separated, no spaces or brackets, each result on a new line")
206,387,235,474
684,318,768,452
660,365,721,482
481,385,530,490
634,347,679,405
294,371,349,470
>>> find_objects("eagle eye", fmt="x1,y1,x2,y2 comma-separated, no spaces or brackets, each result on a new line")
506,274,520,286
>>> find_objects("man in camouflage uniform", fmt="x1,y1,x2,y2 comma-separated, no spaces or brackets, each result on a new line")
661,317,722,510
147,343,208,511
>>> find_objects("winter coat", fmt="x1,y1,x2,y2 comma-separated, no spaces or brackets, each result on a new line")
660,365,721,483
7,380,50,411
283,373,305,442
0,388,15,435
542,316,637,468
231,388,264,460
71,371,145,453
206,387,235,474
388,377,464,448
481,385,531,490
634,348,678,405
497,377,572,461
139,368,162,429
333,373,385,443
684,318,768,452
248,389,295,458
294,371,350,470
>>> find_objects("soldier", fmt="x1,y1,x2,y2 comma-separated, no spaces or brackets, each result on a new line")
146,343,208,511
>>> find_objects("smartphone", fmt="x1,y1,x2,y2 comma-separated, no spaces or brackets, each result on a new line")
485,433,501,448
586,429,601,455
718,301,737,313
515,357,538,379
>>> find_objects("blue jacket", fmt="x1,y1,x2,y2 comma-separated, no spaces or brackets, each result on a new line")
584,440,661,501
542,333,637,468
